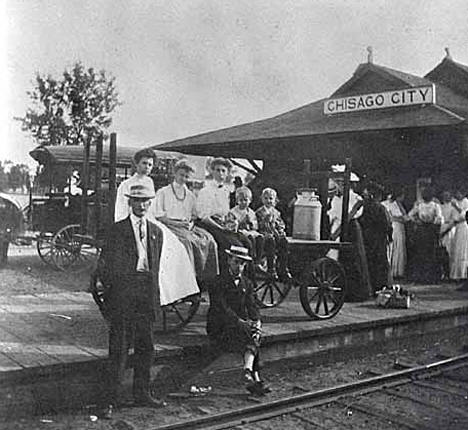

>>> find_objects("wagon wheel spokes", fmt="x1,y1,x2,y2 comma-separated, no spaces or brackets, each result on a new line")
300,257,347,320
254,278,291,308
50,224,99,272
36,235,56,267
157,294,201,333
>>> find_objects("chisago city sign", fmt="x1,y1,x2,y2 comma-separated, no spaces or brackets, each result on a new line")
323,85,435,115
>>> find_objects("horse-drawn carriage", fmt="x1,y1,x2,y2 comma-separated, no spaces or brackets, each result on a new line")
28,137,178,272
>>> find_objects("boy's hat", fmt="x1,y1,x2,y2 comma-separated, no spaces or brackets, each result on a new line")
125,183,155,199
225,245,252,261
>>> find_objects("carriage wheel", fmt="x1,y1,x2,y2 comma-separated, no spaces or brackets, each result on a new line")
299,257,346,320
156,294,201,333
254,277,292,308
36,234,56,267
51,224,99,272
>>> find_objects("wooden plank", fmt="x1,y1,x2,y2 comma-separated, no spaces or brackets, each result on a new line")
0,352,23,371
0,314,96,366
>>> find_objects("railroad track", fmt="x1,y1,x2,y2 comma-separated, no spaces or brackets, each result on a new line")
153,352,468,430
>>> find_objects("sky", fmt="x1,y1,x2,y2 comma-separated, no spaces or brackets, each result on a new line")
2,0,468,167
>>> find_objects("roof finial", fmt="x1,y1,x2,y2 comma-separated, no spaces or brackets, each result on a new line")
444,47,452,60
367,46,373,64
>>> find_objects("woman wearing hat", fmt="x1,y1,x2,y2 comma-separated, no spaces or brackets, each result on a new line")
154,159,219,281
206,245,269,396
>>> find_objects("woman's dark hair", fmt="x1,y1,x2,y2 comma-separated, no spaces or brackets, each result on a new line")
421,187,434,202
391,185,405,200
134,148,156,164
364,180,384,201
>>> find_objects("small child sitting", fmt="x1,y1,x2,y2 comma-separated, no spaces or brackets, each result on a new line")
229,187,264,264
255,187,291,280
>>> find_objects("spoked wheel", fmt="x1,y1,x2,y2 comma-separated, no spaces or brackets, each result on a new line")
36,233,55,267
157,294,201,333
50,224,99,272
299,257,346,320
254,277,292,308
253,256,292,308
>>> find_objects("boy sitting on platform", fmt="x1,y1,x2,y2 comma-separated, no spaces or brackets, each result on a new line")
255,187,291,281
229,186,264,266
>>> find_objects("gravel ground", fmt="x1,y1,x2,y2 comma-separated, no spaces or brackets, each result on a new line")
2,328,467,430
0,245,90,296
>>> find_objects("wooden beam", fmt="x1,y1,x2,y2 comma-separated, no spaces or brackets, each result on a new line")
247,159,261,173
228,158,257,176
108,133,117,226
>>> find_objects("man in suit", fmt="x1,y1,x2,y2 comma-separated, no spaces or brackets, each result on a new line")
97,182,166,415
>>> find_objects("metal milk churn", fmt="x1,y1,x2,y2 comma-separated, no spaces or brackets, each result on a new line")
292,189,322,240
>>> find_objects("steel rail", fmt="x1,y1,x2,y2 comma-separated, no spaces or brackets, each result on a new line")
152,353,468,430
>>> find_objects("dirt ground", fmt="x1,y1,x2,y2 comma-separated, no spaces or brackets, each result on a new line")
0,244,90,296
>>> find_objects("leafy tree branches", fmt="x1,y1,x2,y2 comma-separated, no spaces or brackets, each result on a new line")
17,62,121,146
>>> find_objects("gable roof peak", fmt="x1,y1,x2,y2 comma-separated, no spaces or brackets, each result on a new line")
444,47,452,60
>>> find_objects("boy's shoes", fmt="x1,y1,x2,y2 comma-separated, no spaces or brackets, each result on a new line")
278,270,292,282
267,269,279,281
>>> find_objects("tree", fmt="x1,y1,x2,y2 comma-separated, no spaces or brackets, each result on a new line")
7,164,31,192
0,162,8,191
17,62,121,146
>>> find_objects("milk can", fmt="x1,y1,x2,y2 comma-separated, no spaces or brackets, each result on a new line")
292,189,322,240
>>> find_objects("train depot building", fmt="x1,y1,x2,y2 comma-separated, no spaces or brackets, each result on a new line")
155,51,468,203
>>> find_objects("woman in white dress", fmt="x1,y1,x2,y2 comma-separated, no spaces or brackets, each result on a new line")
440,191,457,279
154,160,219,281
382,187,408,279
449,189,468,281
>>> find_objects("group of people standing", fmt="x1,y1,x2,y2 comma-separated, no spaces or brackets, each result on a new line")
327,178,468,302
383,187,468,285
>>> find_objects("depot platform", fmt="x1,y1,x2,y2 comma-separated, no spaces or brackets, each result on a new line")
0,282,467,417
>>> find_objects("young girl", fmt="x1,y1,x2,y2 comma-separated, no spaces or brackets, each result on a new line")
255,188,291,280
229,186,264,265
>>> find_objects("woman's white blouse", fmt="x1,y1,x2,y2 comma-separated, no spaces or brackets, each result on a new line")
154,182,196,220
195,181,230,220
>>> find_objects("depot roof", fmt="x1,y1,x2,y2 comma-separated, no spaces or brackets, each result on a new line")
153,55,468,158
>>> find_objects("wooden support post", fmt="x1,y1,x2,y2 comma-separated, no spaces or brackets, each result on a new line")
303,159,311,188
108,133,117,226
340,158,352,242
94,135,103,237
80,138,91,233
318,171,330,240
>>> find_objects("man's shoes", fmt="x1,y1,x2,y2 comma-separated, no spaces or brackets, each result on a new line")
244,369,271,396
133,392,166,408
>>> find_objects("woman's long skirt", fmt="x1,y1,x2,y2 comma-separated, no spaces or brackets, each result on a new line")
450,221,468,280
390,221,406,278
411,223,440,284
166,224,219,281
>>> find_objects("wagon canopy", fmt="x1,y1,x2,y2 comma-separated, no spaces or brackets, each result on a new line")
152,55,468,163
0,193,25,235
30,144,181,168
